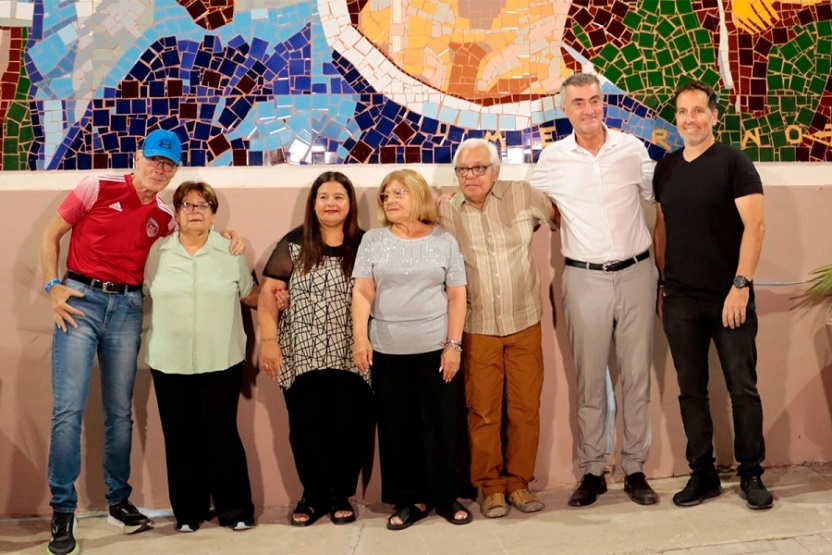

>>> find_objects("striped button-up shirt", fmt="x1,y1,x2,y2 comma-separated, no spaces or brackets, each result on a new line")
438,179,553,337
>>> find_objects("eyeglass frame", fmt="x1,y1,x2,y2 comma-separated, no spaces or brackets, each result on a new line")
178,201,214,213
144,155,179,172
378,188,410,204
454,164,492,178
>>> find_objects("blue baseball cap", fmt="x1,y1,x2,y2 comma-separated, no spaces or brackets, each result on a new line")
142,129,182,164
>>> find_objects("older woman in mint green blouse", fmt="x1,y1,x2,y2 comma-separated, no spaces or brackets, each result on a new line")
144,181,258,533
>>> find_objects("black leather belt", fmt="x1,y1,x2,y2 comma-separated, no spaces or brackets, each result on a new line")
564,250,650,273
66,271,142,294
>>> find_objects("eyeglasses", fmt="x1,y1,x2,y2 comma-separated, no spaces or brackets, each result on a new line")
146,156,178,172
180,201,213,213
379,188,409,204
454,164,491,178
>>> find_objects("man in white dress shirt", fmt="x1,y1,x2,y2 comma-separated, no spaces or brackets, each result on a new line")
530,72,659,507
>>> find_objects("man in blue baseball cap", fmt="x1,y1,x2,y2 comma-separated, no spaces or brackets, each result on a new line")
40,128,241,554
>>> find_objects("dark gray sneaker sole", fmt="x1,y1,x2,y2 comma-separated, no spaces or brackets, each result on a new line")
107,515,154,534
739,489,774,510
672,486,722,507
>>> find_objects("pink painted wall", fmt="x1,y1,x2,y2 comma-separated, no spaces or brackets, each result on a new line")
1,185,830,517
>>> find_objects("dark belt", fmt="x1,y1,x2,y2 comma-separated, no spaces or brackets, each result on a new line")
65,271,142,294
564,250,650,273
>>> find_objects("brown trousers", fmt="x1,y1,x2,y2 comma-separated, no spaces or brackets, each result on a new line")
463,322,544,497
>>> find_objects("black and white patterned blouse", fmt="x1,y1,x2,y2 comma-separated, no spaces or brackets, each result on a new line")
263,226,369,389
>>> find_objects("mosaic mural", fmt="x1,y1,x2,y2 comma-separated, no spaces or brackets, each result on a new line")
1,0,831,170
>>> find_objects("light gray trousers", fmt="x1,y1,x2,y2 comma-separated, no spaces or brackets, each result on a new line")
562,258,658,476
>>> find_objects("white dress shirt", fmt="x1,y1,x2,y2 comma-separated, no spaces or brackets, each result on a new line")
530,126,654,263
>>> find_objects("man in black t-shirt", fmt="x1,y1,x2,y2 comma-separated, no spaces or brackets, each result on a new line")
653,80,772,511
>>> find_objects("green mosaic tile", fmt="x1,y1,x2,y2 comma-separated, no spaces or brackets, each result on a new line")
757,147,774,162
621,43,640,63
682,12,700,30
680,54,698,72
7,103,26,122
701,69,721,87
636,31,654,49
572,23,591,50
623,11,642,30
660,1,677,15
795,31,814,51
780,43,798,59
768,56,783,73
3,138,16,152
656,49,673,66
809,76,826,95
659,104,676,123
795,55,812,74
818,39,832,55
772,129,789,148
816,58,830,76
19,125,33,144
657,19,675,37
779,147,797,162
7,121,18,136
624,74,644,91
599,43,619,64
789,74,807,93
674,33,692,52
797,107,816,126
604,65,623,84
648,71,664,88
778,96,796,113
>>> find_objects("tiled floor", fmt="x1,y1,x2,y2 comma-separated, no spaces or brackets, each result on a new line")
4,464,832,555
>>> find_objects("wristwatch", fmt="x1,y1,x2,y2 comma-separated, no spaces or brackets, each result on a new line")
732,275,751,289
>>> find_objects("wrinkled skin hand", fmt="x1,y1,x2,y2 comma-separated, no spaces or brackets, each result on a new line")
49,284,86,332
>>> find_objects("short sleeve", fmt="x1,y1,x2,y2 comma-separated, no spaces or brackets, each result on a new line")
57,175,101,225
527,182,553,224
352,231,377,279
444,233,467,287
263,232,295,281
236,255,255,298
731,149,764,198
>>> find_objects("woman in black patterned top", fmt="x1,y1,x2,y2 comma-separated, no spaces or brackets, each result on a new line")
258,171,373,527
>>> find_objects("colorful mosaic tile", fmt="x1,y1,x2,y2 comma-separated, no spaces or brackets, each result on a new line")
2,0,832,170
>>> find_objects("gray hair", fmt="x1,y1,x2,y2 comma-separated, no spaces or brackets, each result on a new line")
453,138,501,167
559,73,602,105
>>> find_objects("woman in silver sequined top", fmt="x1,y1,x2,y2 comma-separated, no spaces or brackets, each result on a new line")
352,169,471,530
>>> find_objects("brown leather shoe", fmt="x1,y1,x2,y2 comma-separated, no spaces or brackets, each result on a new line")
507,488,544,513
480,492,509,518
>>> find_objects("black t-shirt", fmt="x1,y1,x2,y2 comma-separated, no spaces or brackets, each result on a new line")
653,142,763,300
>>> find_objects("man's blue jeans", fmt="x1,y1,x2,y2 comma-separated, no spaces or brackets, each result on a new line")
661,286,765,478
48,278,144,511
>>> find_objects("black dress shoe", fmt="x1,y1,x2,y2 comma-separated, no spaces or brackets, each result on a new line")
624,472,659,505
568,473,607,507
740,476,773,510
672,473,722,507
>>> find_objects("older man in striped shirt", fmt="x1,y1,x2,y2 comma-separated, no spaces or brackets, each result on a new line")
438,138,555,519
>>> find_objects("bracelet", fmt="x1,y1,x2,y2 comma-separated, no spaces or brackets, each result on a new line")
441,339,463,352
44,279,61,293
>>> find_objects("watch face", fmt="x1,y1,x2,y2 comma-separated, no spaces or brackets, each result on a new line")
733,275,749,288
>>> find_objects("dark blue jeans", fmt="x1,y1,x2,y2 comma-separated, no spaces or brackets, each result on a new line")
661,287,765,478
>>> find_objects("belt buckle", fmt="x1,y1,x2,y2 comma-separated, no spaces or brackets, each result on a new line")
602,262,614,272
100,281,121,293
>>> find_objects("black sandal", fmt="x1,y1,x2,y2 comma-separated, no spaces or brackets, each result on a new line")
290,500,325,527
386,504,430,531
436,500,472,525
329,498,356,525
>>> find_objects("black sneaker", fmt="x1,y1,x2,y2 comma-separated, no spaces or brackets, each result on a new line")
740,476,774,510
107,499,153,534
672,473,722,507
48,511,79,555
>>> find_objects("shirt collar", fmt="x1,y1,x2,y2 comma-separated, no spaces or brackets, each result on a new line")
160,230,225,254
452,180,504,208
566,123,619,152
